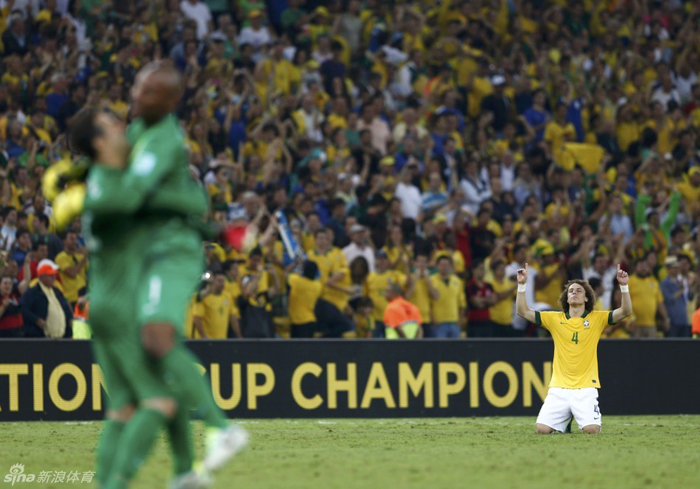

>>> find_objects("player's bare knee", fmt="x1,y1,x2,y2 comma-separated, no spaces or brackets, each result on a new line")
582,425,601,434
107,404,136,423
535,424,555,434
141,322,175,358
143,397,177,419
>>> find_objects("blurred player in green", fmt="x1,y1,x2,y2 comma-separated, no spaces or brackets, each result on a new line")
59,62,247,488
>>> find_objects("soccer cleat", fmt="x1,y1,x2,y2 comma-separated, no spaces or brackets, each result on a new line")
168,468,213,489
203,424,250,472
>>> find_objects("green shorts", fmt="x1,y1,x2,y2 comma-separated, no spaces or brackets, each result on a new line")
91,333,170,410
135,249,203,336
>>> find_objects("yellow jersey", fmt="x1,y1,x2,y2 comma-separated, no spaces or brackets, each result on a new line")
364,271,407,322
488,278,515,326
288,274,323,325
225,278,241,319
307,247,351,311
207,182,233,204
544,121,576,168
537,310,613,388
55,251,88,303
301,232,316,253
354,314,375,338
534,263,564,308
193,292,236,339
429,274,466,324
258,58,295,95
408,275,432,325
616,121,639,152
628,275,663,327
184,293,198,338
383,246,412,274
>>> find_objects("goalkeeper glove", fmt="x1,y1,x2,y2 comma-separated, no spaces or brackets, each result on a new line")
42,158,89,202
52,184,86,231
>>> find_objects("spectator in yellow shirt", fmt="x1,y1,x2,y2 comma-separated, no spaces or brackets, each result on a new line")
353,297,375,338
429,255,466,338
288,260,323,338
534,246,565,309
488,260,517,336
628,258,670,338
544,102,576,169
407,253,439,337
193,271,241,339
363,250,407,338
54,229,88,306
222,260,242,319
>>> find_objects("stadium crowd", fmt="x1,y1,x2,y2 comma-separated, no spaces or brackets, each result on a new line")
0,0,699,340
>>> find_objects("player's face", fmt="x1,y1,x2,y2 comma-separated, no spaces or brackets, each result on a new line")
213,275,226,293
131,71,172,123
39,274,56,288
567,284,587,306
315,232,330,251
94,112,127,155
437,259,451,275
0,277,12,295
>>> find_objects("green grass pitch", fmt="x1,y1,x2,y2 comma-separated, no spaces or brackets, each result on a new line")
1,416,699,488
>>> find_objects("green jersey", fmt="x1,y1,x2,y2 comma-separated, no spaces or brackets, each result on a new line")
84,114,208,336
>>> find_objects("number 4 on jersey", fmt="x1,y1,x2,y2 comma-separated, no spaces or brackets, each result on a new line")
571,332,579,344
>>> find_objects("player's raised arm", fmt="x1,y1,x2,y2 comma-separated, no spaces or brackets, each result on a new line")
611,264,633,324
515,263,536,323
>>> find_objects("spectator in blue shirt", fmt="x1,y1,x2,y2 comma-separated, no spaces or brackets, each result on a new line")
660,256,692,337
421,172,448,216
522,89,550,145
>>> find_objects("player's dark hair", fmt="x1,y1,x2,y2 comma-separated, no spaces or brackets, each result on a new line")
69,108,108,160
33,240,48,251
357,296,374,309
15,228,30,242
222,260,237,273
558,280,597,314
302,260,319,280
436,255,452,265
587,277,602,290
36,214,50,228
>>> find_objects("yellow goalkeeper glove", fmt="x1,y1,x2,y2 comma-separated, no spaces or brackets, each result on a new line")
52,184,86,231
42,158,89,203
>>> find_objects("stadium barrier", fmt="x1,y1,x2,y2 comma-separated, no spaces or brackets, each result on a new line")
0,339,698,421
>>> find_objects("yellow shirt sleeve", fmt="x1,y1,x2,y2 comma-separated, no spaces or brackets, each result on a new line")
536,311,560,331
544,123,555,143
458,279,466,309
54,252,72,271
192,301,204,318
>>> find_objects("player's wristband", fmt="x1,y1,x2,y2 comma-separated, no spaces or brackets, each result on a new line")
619,285,629,293
517,284,527,292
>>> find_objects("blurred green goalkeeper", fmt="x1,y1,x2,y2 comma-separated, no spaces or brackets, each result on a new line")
47,62,247,489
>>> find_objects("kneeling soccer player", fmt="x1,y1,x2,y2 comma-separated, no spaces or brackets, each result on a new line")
515,264,633,434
